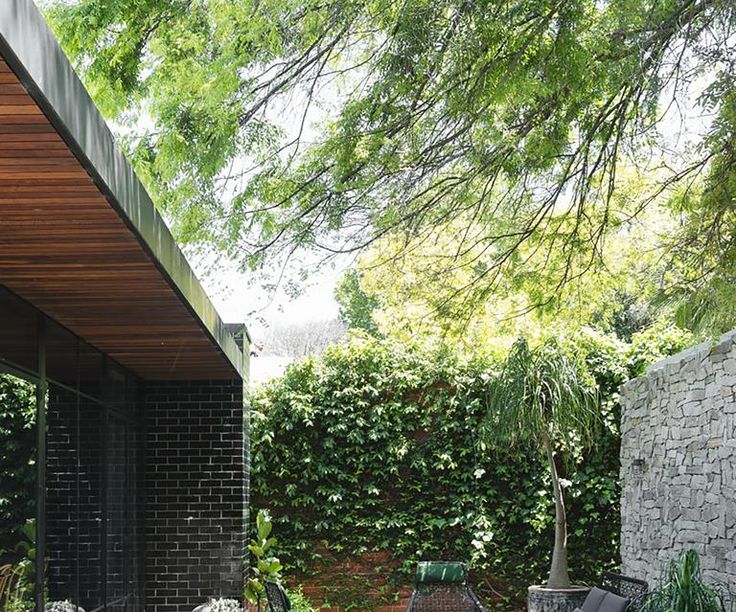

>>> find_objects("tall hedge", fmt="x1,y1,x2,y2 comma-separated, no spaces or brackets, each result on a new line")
250,329,690,602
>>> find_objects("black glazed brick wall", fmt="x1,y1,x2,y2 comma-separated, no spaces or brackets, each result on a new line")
144,379,247,612
46,387,143,611
46,388,106,609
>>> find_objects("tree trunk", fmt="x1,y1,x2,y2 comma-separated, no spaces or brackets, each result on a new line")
544,434,570,588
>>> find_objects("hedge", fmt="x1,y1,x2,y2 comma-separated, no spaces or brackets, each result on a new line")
249,329,690,605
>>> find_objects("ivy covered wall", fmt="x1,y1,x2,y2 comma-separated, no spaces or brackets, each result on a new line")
250,330,690,607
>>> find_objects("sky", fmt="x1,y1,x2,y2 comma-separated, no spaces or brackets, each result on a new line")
194,254,347,338
198,248,349,352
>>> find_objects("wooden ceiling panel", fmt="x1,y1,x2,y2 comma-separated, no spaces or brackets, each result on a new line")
0,58,240,380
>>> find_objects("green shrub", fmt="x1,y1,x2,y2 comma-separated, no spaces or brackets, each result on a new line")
250,329,690,601
0,374,36,556
641,549,733,612
286,586,316,612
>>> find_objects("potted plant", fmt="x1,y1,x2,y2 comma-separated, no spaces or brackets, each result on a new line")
641,549,732,612
245,510,283,611
483,337,599,612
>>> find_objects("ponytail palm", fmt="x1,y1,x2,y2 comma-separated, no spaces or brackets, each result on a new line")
483,338,599,589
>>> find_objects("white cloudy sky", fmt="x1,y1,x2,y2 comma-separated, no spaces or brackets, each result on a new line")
189,253,345,336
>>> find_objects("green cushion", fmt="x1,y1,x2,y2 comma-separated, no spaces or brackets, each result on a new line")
416,561,467,584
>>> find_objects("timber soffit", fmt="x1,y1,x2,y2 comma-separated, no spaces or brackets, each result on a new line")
0,0,245,377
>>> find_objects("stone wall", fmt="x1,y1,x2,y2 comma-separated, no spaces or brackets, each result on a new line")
620,332,736,588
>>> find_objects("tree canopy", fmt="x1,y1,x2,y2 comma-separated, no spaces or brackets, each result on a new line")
43,0,736,332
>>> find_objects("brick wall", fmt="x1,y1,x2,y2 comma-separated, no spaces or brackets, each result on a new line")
46,386,142,610
145,379,247,612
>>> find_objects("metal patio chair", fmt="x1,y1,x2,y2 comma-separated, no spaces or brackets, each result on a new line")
264,581,291,612
599,572,648,612
406,561,486,611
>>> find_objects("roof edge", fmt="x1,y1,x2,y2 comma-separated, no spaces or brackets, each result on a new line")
0,0,245,377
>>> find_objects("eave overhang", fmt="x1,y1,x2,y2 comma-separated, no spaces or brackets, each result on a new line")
0,0,246,380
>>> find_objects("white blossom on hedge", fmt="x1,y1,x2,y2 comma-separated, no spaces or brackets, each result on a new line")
45,602,85,612
206,598,243,612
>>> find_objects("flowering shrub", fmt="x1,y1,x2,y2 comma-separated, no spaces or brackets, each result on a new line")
205,598,243,612
45,602,85,612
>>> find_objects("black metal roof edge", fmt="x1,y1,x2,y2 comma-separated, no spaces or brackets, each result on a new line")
0,0,247,379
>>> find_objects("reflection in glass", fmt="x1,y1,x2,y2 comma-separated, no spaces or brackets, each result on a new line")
0,285,144,612
0,287,38,374
0,372,37,612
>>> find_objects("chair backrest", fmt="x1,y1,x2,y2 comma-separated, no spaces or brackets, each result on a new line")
408,562,486,612
580,587,630,612
0,564,21,610
600,572,648,612
265,581,291,612
416,561,467,585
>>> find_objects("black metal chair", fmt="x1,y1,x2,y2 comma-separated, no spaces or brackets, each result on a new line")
406,562,486,611
264,581,291,612
599,572,648,612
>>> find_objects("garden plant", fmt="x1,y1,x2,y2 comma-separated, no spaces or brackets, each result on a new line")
641,550,734,612
483,338,599,590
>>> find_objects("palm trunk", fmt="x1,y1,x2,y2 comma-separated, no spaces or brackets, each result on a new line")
544,433,570,588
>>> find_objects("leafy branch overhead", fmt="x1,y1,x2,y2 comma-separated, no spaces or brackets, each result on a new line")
44,0,736,330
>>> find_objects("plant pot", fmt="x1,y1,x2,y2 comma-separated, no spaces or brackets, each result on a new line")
527,585,590,612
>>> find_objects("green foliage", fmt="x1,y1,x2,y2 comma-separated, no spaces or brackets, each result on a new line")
335,270,380,336
286,586,316,612
245,510,284,610
250,330,691,604
0,375,36,555
483,338,599,454
641,550,734,612
0,520,37,612
43,0,736,335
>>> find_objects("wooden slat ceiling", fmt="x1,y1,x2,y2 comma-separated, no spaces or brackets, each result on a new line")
0,58,239,380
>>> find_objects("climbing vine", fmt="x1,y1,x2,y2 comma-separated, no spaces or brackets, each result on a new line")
250,328,691,602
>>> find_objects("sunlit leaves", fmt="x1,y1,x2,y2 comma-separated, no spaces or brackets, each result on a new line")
42,0,736,335
248,330,690,596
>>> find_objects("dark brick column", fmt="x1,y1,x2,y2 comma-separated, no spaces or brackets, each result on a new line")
144,379,247,612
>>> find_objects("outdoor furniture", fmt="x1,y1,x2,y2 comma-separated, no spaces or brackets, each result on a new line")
599,572,648,612
406,561,486,611
574,587,630,612
573,573,649,612
265,581,291,612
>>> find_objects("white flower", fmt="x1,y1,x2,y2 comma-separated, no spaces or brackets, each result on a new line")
45,602,85,612
206,598,243,612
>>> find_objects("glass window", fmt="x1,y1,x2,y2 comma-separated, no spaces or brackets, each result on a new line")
0,286,38,374
77,341,103,401
0,284,144,612
0,371,38,612
45,320,78,389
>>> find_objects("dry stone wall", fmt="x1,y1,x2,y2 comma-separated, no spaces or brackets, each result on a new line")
620,331,736,588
